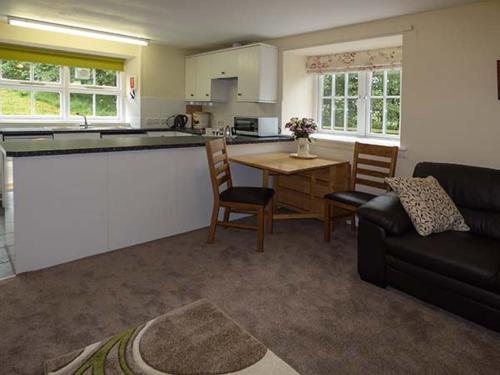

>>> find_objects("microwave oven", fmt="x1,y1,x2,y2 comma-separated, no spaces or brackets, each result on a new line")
233,117,279,137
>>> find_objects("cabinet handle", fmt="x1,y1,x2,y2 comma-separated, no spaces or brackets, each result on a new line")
190,94,194,97
205,93,209,97
221,71,225,75
237,93,242,96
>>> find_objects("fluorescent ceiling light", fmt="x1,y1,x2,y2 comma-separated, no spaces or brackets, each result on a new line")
8,17,149,46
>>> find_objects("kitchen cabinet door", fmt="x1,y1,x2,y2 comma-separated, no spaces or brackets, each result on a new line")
185,57,197,100
195,54,212,101
236,45,277,103
211,50,238,79
236,46,259,102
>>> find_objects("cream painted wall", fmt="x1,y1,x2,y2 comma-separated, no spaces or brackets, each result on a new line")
140,43,193,127
0,22,140,58
266,0,500,176
282,53,316,121
140,43,189,98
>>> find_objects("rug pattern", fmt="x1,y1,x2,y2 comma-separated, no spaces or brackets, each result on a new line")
45,299,300,375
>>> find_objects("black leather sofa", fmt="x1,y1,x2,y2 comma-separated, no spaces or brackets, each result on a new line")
357,162,500,332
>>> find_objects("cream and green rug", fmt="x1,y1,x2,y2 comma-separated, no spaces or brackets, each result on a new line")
44,299,300,375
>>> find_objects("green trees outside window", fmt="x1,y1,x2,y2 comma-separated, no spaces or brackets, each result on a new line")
319,69,401,137
0,59,120,118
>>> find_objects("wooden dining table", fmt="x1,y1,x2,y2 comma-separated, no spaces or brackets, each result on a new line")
229,152,350,220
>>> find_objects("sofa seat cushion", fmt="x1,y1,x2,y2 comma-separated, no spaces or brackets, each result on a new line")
324,191,376,208
386,231,500,292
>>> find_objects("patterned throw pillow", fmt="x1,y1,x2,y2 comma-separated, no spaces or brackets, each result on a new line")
385,176,470,237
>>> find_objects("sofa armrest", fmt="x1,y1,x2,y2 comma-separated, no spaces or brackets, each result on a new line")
358,218,388,287
357,192,413,235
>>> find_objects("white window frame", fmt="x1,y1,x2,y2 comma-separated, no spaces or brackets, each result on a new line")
317,68,402,139
0,61,122,123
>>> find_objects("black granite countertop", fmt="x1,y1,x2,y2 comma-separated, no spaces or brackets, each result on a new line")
0,126,203,136
0,134,293,157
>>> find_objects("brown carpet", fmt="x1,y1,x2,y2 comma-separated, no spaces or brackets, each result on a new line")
1,219,500,374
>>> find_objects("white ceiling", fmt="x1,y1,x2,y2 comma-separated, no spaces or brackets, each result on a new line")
0,0,479,48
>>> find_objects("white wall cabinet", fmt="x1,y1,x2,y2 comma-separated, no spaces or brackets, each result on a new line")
184,43,278,103
211,50,239,79
185,55,225,102
185,56,197,101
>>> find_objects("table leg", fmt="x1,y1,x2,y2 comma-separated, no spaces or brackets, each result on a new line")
262,170,270,188
309,171,316,215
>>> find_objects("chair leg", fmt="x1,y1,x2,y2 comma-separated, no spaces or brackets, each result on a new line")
267,199,274,234
324,200,332,242
223,207,231,229
350,214,356,231
208,203,219,244
257,207,265,252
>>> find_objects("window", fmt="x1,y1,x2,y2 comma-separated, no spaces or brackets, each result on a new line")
318,69,401,138
0,59,121,121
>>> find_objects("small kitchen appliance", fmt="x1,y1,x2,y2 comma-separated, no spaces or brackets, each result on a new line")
234,117,279,137
166,114,191,128
192,112,211,129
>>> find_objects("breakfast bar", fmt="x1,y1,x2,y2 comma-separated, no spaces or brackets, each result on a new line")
0,134,294,273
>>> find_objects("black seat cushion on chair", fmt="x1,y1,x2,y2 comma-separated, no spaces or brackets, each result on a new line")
325,191,376,208
220,187,275,206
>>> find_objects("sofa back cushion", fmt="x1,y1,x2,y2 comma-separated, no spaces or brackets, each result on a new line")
413,162,500,240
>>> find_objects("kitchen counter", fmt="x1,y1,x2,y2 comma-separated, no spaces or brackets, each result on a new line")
0,134,293,157
8,134,294,274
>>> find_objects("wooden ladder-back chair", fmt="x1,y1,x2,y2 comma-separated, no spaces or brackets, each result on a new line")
205,138,275,252
324,142,399,241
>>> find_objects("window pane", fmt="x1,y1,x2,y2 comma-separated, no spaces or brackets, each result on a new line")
335,74,345,97
322,75,332,97
96,69,117,87
1,60,30,81
347,99,357,132
370,99,384,134
70,93,93,115
334,98,345,131
386,98,400,135
96,95,117,116
321,99,332,129
70,67,94,85
0,88,31,115
34,63,60,83
371,71,384,96
347,73,358,97
387,70,401,96
34,92,60,116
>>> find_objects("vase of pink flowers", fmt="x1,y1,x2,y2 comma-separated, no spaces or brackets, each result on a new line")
285,117,318,158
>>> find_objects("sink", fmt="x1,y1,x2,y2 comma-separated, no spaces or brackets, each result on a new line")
53,126,131,131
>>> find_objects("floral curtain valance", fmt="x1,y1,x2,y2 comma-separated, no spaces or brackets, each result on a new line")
306,46,402,74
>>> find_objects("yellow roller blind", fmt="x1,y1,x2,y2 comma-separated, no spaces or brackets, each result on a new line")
0,43,125,71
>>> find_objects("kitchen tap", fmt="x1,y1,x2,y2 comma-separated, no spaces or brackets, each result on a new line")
76,113,90,129
224,125,232,138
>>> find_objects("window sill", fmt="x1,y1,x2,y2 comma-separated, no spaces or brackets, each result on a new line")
311,133,406,151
